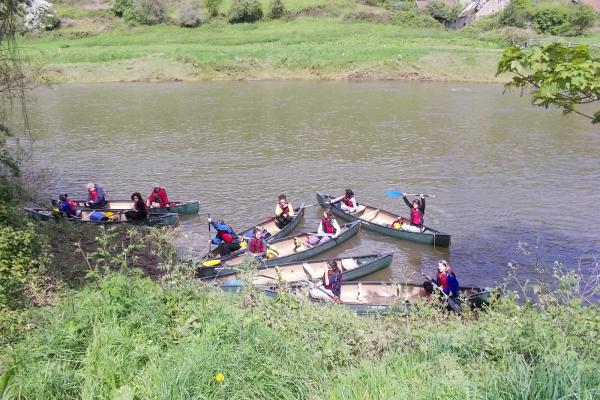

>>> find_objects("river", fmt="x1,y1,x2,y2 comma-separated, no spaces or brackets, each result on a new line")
26,81,600,288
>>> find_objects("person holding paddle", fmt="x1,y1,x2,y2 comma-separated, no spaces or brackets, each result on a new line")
403,194,426,229
275,194,294,229
309,260,342,303
330,189,365,214
424,260,460,303
209,218,241,256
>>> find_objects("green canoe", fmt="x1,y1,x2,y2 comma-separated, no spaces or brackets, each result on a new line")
200,252,393,285
24,207,179,227
204,204,306,260
316,192,451,248
72,199,199,215
199,220,361,274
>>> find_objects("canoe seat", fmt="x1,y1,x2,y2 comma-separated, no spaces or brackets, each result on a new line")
341,258,359,271
361,209,379,222
303,262,321,280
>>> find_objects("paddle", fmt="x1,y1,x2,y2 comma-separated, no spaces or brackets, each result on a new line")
207,213,212,255
303,279,340,303
418,270,461,315
386,190,436,198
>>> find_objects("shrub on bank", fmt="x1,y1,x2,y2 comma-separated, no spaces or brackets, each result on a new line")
111,0,167,24
267,0,287,20
228,0,263,23
179,0,203,27
426,0,462,26
206,0,223,18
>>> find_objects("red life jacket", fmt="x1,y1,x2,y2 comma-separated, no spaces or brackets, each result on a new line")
88,190,98,202
410,208,423,225
437,272,448,289
249,237,264,253
217,227,237,244
280,204,290,215
321,217,336,234
342,197,354,208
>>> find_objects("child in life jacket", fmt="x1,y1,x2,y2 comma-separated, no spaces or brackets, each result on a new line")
307,209,341,246
403,194,425,228
330,189,365,214
248,228,267,258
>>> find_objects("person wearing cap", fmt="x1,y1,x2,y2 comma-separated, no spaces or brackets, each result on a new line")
85,182,107,209
147,183,170,209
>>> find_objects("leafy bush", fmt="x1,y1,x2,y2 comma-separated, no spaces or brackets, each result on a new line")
500,0,533,28
394,9,441,28
22,0,60,31
267,0,287,20
532,5,571,35
205,0,222,18
343,10,394,23
228,0,263,23
179,0,203,27
568,4,597,36
111,0,133,18
426,0,461,26
460,13,502,33
0,224,48,310
133,0,167,24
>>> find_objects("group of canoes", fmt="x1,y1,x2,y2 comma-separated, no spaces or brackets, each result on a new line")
199,190,489,315
24,182,199,226
25,185,490,315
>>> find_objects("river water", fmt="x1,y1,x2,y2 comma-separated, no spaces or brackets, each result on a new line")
26,81,600,288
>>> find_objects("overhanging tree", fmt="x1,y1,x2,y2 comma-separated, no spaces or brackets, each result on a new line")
497,43,600,124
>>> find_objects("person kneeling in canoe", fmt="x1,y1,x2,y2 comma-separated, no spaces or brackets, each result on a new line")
85,182,107,209
403,194,425,230
275,194,295,229
147,183,170,209
125,192,148,221
309,260,342,303
209,218,241,256
330,189,365,214
248,228,267,258
58,193,78,218
424,260,460,307
307,209,340,246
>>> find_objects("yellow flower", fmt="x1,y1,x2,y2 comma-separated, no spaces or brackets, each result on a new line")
215,373,225,383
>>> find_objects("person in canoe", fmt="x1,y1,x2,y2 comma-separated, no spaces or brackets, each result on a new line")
307,209,341,246
403,194,425,229
85,182,107,209
125,192,148,221
147,183,170,209
330,189,365,214
209,218,241,256
275,194,295,229
309,260,342,303
424,260,460,303
248,228,267,258
58,193,78,217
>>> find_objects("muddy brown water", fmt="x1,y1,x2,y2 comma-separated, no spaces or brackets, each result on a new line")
26,81,600,288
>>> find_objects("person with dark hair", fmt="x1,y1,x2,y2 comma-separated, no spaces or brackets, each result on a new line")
125,192,148,221
307,209,341,246
403,194,425,228
209,218,241,256
58,193,77,217
147,183,170,209
331,189,365,213
309,260,343,303
85,182,107,209
275,194,294,229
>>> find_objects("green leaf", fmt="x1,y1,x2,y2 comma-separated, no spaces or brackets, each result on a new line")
111,385,135,400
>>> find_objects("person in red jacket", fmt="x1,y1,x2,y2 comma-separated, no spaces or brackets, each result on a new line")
147,183,170,209
248,228,267,257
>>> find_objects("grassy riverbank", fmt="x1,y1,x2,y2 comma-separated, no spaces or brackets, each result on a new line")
21,19,510,83
2,269,600,399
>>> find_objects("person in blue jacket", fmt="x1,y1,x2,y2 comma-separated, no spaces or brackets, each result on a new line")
58,193,78,217
425,260,460,300
209,218,241,256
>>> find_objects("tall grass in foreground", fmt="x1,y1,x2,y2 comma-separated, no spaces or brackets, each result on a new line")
1,269,599,399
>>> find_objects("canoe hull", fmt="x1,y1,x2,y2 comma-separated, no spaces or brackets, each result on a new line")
72,200,200,215
24,208,179,227
202,252,393,284
316,192,451,247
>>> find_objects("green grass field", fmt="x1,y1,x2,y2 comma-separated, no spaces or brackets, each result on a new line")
20,17,511,82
